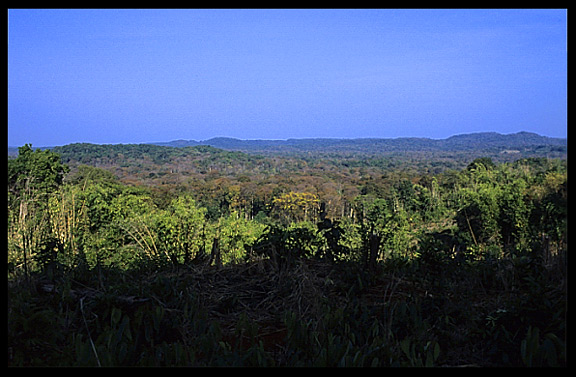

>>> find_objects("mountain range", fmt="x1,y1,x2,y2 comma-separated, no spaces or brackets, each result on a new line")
148,131,566,155
9,131,567,158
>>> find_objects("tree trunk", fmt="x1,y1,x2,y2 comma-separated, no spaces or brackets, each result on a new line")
210,237,222,268
367,233,380,271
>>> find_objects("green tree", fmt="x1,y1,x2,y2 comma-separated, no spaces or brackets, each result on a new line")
65,164,119,186
356,196,412,260
116,194,209,267
252,222,320,267
529,170,567,259
217,212,266,264
497,175,531,254
455,183,502,257
467,157,496,172
8,144,69,202
414,176,446,223
46,184,90,270
56,169,155,269
7,145,69,277
394,179,418,213
163,194,210,264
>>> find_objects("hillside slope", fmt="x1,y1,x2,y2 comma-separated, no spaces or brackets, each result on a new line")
149,131,566,155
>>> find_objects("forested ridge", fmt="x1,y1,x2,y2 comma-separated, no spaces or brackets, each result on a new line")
149,131,567,155
7,136,567,367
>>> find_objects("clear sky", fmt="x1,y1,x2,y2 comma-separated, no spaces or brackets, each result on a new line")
8,9,567,146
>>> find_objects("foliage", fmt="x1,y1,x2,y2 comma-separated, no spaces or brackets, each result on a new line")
252,222,321,267
8,145,70,279
7,143,566,366
217,212,266,264
272,191,320,224
8,144,69,200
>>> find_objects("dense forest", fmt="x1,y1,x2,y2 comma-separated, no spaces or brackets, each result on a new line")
7,136,567,367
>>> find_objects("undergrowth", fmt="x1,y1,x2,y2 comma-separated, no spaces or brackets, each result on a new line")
7,249,566,367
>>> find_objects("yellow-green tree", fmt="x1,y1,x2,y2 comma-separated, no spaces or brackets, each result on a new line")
272,191,320,224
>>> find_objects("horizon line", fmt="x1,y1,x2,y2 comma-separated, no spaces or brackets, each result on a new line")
8,130,566,149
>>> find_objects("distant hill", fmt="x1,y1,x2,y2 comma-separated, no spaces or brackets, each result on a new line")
441,131,566,149
8,131,565,186
9,131,566,159
149,131,566,155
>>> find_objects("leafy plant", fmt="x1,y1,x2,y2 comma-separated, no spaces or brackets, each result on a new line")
400,338,441,367
521,326,565,367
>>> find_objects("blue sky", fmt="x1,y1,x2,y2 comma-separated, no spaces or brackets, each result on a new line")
8,9,567,146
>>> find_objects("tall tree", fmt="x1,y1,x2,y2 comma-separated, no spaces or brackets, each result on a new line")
8,145,69,277
8,144,69,204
